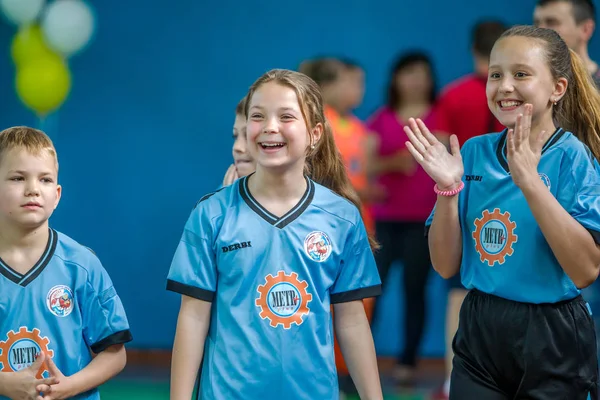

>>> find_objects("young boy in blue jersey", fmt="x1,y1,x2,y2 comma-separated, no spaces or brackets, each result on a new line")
167,69,383,400
222,95,255,187
0,127,132,400
0,352,57,400
405,25,600,399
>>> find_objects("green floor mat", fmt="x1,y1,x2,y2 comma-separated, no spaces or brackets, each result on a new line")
99,381,428,400
99,381,170,399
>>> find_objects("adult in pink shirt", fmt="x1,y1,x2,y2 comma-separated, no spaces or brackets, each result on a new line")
367,51,444,385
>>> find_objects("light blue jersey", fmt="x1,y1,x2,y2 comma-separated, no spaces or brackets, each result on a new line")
426,128,600,304
167,175,381,400
0,229,132,400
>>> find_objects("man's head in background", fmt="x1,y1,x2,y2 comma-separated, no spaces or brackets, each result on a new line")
534,0,596,55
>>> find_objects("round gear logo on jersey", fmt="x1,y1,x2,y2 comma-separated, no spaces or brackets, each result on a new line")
539,173,551,190
472,208,518,266
255,271,313,329
0,327,54,375
304,231,332,262
46,285,74,317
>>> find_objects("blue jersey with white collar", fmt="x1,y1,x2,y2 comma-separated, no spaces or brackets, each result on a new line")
426,128,600,304
167,175,381,400
0,229,132,400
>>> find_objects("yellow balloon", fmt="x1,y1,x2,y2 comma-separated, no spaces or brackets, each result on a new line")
15,54,71,116
11,25,56,68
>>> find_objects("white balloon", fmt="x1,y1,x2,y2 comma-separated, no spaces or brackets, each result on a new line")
0,0,45,25
41,0,95,57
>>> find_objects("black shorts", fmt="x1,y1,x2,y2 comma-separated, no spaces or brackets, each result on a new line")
451,289,598,400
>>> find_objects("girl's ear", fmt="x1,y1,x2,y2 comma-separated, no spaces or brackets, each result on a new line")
310,123,324,147
552,76,568,103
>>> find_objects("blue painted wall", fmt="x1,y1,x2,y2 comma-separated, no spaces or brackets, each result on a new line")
0,0,592,356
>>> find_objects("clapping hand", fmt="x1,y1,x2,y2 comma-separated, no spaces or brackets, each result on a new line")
404,118,464,190
505,104,552,189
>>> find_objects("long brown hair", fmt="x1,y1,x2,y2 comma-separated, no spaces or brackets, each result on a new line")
245,69,379,250
500,25,600,160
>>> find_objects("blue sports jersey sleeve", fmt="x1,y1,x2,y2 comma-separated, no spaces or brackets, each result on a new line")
424,205,435,234
81,254,132,354
557,146,600,244
330,217,382,303
166,201,219,302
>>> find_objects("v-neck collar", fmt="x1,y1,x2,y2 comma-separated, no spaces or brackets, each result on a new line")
0,228,58,287
239,174,315,229
495,127,565,173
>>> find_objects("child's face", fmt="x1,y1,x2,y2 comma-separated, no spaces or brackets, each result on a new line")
246,82,321,172
486,36,564,129
340,68,365,110
232,114,255,178
0,147,61,230
323,68,364,112
394,62,432,103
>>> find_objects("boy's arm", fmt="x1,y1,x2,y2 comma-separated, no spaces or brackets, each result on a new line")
42,345,126,399
334,300,383,400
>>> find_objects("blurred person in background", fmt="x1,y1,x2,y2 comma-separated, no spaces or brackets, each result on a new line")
534,0,600,87
431,20,508,400
299,57,381,228
366,51,442,386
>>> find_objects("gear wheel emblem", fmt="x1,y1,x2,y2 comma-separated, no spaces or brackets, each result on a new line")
472,208,518,266
0,327,54,377
256,271,312,329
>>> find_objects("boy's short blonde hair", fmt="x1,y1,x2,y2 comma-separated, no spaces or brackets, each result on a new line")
0,126,58,170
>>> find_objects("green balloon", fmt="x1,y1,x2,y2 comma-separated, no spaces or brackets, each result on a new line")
15,54,71,116
11,25,56,67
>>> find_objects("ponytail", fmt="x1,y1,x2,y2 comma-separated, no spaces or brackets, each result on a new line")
556,49,600,160
306,120,380,251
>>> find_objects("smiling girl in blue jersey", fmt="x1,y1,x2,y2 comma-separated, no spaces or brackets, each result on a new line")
167,69,383,400
406,25,600,399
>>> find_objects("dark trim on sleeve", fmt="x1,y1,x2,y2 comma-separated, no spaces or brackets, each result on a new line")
424,225,430,237
331,284,382,304
166,279,215,302
90,329,133,353
194,187,226,209
588,229,600,245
